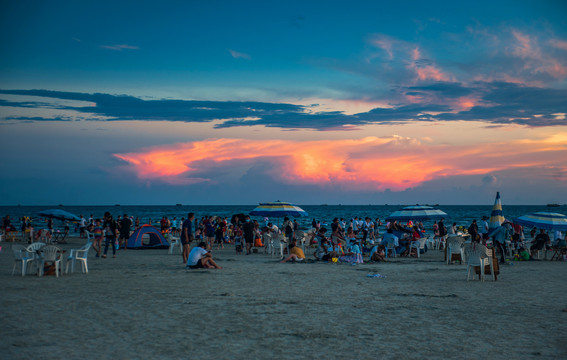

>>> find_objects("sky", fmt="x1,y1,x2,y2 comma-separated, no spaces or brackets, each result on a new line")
1,0,566,205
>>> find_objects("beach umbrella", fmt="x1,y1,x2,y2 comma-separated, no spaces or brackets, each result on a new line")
249,201,309,218
385,205,447,222
513,212,567,231
38,209,81,222
487,192,505,236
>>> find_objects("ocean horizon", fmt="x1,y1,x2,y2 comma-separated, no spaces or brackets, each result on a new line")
2,204,564,231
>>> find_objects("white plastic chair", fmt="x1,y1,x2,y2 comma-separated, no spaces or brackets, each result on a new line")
39,245,64,277
295,230,305,250
168,236,182,254
262,233,272,255
26,242,46,269
465,244,495,281
409,237,428,258
66,242,92,274
12,244,36,276
446,236,466,264
385,241,397,258
271,234,285,258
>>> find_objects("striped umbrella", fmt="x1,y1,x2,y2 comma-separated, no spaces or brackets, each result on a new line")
385,205,447,222
249,201,309,218
513,212,567,231
487,192,505,236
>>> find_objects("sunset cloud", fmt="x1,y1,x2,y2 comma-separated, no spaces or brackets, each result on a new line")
114,134,567,192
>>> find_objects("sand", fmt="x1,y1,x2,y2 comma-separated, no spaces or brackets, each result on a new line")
1,237,566,359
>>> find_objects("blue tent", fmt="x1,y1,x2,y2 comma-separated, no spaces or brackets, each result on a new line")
127,225,169,249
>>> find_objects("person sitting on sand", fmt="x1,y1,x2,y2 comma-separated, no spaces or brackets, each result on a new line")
314,238,337,261
187,242,222,269
518,247,531,261
280,241,306,263
339,239,363,263
369,244,386,262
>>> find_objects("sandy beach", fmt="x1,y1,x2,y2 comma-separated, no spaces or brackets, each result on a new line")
1,237,566,359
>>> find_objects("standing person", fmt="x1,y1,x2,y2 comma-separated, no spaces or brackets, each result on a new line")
438,219,447,249
493,223,511,264
102,212,118,259
135,217,140,230
480,216,489,243
283,217,294,242
171,217,178,236
79,215,87,238
242,215,255,255
93,219,103,258
468,220,480,243
119,214,132,250
205,217,216,250
331,217,346,246
181,213,195,264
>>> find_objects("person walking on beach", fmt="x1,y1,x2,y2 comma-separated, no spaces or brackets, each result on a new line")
93,218,103,258
242,215,255,255
102,212,118,258
181,212,195,264
119,213,132,250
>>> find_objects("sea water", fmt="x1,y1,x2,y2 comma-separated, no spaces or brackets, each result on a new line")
1,204,562,232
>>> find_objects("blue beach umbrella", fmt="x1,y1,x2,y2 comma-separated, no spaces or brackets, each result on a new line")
488,192,505,236
38,209,81,222
385,205,447,222
513,212,567,231
249,201,309,218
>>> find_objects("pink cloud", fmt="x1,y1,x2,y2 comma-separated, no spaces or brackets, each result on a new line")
549,39,567,51
114,134,567,191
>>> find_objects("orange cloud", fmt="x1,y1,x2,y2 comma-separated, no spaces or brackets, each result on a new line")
114,134,567,191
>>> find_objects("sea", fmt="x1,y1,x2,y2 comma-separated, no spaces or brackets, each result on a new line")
1,204,564,233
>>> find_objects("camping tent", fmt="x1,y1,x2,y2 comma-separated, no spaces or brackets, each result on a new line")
127,225,169,249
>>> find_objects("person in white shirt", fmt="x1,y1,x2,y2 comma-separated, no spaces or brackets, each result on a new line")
186,242,222,269
480,216,489,241
382,228,401,255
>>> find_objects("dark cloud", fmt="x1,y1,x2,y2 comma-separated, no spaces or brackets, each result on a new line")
406,82,473,98
1,83,566,130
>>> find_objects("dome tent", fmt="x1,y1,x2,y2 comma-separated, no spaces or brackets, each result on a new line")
127,225,169,249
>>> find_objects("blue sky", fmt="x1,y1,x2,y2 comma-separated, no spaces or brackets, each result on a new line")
1,0,566,205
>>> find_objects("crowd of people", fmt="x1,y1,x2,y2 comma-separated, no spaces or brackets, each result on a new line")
3,211,567,268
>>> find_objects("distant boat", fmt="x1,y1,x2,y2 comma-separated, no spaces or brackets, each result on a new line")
547,203,560,207
176,203,182,206
115,204,121,206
